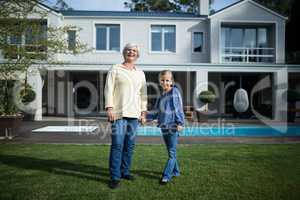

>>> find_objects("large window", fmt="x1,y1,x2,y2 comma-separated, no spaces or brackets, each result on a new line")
95,24,120,51
221,26,274,63
151,25,175,52
193,32,203,53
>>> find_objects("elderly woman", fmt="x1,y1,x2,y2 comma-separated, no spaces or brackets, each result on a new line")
104,43,147,189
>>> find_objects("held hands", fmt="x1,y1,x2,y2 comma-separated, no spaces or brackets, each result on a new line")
106,107,115,122
177,125,183,132
139,111,147,125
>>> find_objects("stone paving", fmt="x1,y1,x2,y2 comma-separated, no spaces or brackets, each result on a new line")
0,117,300,144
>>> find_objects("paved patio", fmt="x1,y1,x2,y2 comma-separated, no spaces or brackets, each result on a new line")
0,117,300,144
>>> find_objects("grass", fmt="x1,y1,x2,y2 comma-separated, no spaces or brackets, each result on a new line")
0,144,300,200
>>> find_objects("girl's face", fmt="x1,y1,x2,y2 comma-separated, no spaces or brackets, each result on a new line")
160,73,173,92
124,47,138,62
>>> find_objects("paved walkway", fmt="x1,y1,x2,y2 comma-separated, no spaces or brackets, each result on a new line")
0,117,300,144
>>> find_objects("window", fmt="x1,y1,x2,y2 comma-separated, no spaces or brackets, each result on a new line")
2,20,47,59
221,26,274,63
95,24,120,51
10,35,22,45
24,22,47,59
151,25,175,52
67,30,76,50
193,32,203,53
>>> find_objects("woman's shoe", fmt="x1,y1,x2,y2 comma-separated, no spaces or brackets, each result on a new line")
121,174,136,181
108,180,120,189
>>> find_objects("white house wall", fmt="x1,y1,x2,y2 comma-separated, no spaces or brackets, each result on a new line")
210,0,286,64
58,18,210,65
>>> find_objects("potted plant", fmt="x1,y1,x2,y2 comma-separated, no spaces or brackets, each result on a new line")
196,90,216,122
20,82,37,121
0,80,24,139
287,89,300,122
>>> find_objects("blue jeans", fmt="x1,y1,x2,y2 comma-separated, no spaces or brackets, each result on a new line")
162,130,180,180
109,118,139,181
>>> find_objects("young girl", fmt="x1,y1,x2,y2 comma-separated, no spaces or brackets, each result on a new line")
147,70,185,184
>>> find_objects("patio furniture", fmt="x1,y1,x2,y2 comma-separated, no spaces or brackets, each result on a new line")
0,115,23,139
233,88,249,113
195,109,217,122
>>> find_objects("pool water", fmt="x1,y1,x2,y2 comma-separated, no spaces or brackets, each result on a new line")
137,126,300,137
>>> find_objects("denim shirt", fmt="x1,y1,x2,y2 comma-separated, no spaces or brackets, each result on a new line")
147,86,185,130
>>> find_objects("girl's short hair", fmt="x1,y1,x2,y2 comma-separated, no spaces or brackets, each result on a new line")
122,43,140,58
159,70,174,82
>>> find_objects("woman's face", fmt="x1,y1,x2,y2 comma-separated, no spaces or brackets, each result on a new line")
160,73,173,92
124,47,138,62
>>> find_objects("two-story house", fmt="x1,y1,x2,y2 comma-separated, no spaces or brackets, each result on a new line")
3,0,300,122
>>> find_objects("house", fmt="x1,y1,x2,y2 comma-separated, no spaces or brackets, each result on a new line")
1,0,300,122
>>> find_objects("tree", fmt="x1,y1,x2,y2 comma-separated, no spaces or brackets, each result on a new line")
124,0,179,12
0,0,88,116
254,0,299,63
254,0,293,17
284,0,300,63
124,0,214,12
53,0,73,11
173,0,214,13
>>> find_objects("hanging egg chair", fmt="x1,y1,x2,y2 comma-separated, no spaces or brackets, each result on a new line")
233,75,249,113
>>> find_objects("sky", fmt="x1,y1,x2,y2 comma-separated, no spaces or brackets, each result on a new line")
46,0,239,11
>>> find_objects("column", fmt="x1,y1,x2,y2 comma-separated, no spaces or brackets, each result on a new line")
27,67,43,120
47,70,55,115
56,70,66,115
272,68,288,122
195,70,208,111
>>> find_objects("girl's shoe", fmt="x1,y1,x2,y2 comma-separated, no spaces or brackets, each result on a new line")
159,178,169,185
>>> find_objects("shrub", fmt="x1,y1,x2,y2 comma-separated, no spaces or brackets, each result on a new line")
199,90,216,104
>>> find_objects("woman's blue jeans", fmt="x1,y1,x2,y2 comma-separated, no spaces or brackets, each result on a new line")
109,118,139,181
162,130,180,180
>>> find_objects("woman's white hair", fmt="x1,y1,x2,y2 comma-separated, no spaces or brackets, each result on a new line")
122,43,140,58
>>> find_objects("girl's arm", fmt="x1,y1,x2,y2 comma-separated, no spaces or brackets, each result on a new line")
173,88,185,126
146,98,160,121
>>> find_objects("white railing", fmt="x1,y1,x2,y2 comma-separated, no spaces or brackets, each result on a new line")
5,44,47,59
221,47,275,63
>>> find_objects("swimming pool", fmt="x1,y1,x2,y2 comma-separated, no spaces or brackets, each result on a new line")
136,126,300,137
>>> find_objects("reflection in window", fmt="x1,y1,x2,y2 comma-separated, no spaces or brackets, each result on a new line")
67,30,76,50
151,25,175,52
95,24,120,51
193,32,203,53
221,26,274,63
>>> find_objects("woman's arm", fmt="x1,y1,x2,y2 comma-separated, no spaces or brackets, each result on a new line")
139,73,148,124
104,67,116,121
140,73,147,112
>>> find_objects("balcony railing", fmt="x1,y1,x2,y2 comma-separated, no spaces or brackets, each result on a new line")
221,47,275,63
4,44,47,60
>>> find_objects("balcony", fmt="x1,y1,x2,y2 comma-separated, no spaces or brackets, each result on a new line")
221,24,275,64
3,44,47,60
221,47,275,63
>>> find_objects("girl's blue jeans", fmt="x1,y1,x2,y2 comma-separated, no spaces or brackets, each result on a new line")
109,118,139,181
161,130,180,180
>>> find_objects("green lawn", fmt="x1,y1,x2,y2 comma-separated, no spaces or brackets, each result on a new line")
0,144,300,200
